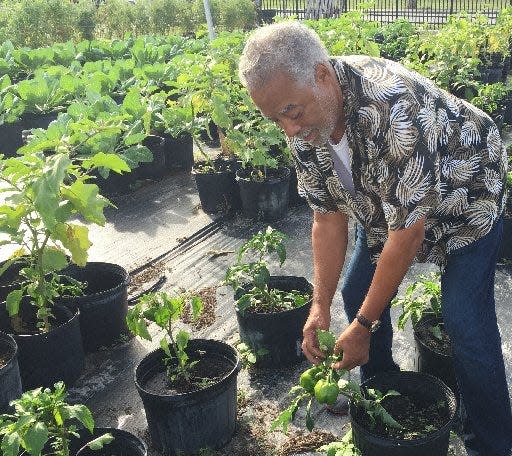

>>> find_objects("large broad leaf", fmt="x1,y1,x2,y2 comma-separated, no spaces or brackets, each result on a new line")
41,247,68,273
6,289,22,317
65,404,94,433
22,422,48,456
53,223,91,267
33,154,72,230
61,180,108,225
1,430,21,456
175,330,190,351
190,296,203,320
0,205,25,235
84,152,131,175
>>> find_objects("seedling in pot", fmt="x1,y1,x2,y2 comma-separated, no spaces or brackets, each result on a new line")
319,429,361,456
392,272,445,341
126,290,206,385
0,381,112,456
270,330,402,434
225,227,310,314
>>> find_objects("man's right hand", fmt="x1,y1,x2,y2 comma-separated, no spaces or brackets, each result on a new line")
302,306,331,364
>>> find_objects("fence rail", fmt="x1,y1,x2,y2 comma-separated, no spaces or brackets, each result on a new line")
259,0,511,26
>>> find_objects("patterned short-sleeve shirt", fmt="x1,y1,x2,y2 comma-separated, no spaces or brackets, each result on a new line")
289,56,508,267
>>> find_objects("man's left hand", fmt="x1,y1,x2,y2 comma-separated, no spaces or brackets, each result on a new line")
332,319,371,370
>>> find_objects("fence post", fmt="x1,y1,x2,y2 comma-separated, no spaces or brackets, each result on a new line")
449,0,454,16
396,0,399,20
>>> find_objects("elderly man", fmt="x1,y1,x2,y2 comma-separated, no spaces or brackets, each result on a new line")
239,21,511,456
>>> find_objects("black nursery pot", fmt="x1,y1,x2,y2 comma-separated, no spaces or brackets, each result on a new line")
0,301,84,390
76,428,147,456
135,339,240,456
236,166,291,221
136,135,167,180
0,331,22,412
59,262,130,352
193,159,241,214
350,371,457,456
162,132,194,172
0,111,58,157
235,276,312,368
499,216,512,261
413,316,458,395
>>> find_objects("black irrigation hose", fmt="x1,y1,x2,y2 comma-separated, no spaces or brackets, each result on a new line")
126,213,231,302
127,275,167,305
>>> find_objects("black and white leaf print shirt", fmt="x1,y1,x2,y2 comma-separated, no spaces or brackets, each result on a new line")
289,56,508,267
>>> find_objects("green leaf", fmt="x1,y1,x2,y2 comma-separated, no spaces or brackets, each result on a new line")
65,404,94,433
86,433,114,450
2,431,21,456
41,247,68,272
6,289,22,317
176,330,190,351
190,296,203,320
317,329,336,355
84,152,130,174
61,180,108,225
22,422,48,456
160,337,171,357
53,223,91,266
305,398,314,431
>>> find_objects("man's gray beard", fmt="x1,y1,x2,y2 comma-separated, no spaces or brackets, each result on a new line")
306,87,338,146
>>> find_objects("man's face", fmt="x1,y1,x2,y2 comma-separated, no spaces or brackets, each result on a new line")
249,66,341,147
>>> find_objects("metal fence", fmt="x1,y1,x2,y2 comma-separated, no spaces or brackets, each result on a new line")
259,0,512,26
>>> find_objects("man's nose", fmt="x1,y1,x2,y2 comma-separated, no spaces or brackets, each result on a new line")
279,118,301,137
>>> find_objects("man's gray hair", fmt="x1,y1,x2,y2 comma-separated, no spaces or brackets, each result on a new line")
239,21,330,90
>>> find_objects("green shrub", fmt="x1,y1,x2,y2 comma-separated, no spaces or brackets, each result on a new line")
5,0,78,47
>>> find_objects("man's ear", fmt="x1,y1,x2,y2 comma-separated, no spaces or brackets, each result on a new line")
314,63,330,85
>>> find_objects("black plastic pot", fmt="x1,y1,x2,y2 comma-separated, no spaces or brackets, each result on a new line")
413,316,457,395
59,262,130,352
236,166,291,221
162,132,194,172
503,95,512,125
288,166,306,206
499,216,512,260
502,56,511,83
235,276,312,368
478,66,504,84
0,331,22,412
76,428,147,456
135,339,240,456
0,301,84,390
137,135,167,180
193,159,241,213
0,112,58,156
350,371,457,456
94,168,139,197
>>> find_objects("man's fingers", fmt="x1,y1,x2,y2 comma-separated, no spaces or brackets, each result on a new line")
302,335,326,363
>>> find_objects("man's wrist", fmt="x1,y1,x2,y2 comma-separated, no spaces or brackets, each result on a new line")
355,312,381,333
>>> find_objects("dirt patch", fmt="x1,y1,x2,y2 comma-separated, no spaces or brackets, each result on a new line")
278,430,340,455
181,286,217,330
127,262,167,297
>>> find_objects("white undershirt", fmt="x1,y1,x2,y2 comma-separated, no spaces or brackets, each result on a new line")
329,132,355,195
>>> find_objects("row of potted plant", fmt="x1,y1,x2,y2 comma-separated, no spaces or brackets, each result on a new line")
0,221,467,455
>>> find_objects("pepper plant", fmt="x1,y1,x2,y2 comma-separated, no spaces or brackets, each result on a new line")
0,139,129,332
270,329,402,433
0,381,112,456
225,226,310,314
126,291,203,383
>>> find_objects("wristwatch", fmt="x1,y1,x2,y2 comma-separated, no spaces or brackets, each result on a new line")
355,313,381,333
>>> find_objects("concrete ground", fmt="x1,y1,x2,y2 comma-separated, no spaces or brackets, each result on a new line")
64,131,512,456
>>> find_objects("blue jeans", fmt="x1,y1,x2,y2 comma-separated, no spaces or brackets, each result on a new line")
341,219,512,456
